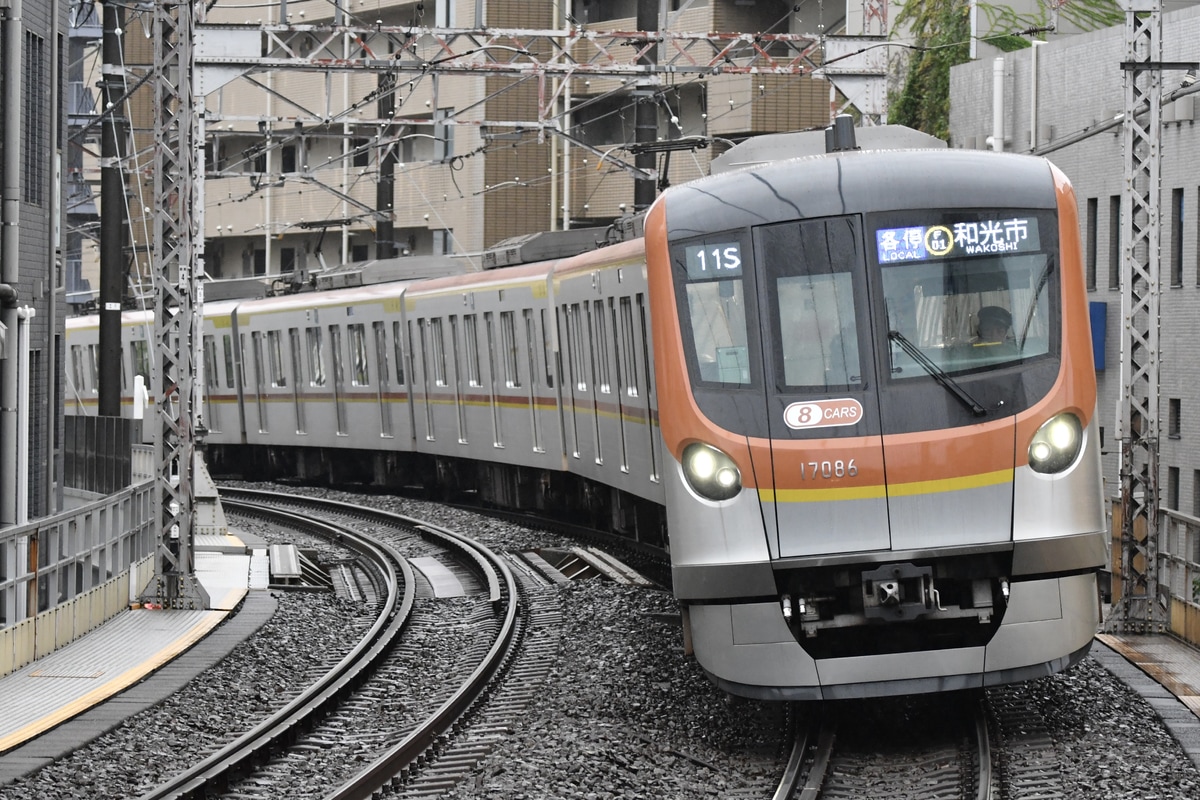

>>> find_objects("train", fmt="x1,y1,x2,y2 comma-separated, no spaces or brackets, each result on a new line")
65,123,1108,701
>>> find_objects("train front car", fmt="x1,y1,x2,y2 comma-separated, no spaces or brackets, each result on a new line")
645,141,1106,700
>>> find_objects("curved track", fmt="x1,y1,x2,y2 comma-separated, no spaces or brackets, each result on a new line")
138,489,523,800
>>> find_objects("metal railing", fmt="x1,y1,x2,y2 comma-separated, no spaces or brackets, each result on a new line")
1159,508,1200,644
0,480,155,632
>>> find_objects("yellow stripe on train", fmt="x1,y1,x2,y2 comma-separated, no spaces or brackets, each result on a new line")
760,468,1012,503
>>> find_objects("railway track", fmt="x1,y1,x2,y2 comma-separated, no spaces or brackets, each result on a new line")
137,488,559,800
773,693,995,800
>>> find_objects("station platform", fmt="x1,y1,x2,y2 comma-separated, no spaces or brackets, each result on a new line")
0,529,271,784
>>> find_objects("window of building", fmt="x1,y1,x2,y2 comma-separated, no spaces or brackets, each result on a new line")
1168,466,1180,510
280,248,296,273
1086,197,1098,291
352,138,371,167
1172,188,1185,286
281,142,298,173
1170,398,1182,438
1109,195,1122,289
23,32,46,206
1193,469,1200,517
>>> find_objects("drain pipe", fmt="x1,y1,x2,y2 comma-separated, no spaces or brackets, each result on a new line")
1,0,23,527
990,57,1005,152
15,305,34,524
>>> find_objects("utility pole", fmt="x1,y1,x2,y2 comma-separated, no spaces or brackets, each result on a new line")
1111,0,1167,632
376,65,399,260
149,0,208,609
633,0,658,211
99,0,128,417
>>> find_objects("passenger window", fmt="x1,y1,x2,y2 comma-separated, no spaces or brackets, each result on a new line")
501,310,520,388
306,326,326,386
129,340,150,383
70,344,86,392
203,335,219,389
391,321,406,385
430,318,447,386
267,330,287,387
348,324,369,386
776,273,858,387
464,314,481,387
223,335,235,388
759,217,862,389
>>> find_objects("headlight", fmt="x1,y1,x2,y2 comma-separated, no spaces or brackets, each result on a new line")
1027,413,1083,474
682,443,742,501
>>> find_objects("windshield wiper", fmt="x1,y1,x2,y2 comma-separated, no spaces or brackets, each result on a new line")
888,330,987,417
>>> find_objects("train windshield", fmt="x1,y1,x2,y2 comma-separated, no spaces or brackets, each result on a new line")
872,211,1057,380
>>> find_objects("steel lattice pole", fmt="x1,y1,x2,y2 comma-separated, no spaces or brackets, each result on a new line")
1111,0,1164,633
150,0,209,610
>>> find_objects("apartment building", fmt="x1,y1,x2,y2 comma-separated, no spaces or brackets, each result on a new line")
81,0,838,286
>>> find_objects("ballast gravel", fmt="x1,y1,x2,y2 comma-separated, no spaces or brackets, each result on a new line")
0,485,1197,799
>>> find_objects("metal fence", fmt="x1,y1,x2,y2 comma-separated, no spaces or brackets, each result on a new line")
1160,508,1200,644
0,481,155,631
63,415,141,493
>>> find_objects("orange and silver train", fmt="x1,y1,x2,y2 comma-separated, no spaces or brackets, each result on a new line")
66,125,1106,700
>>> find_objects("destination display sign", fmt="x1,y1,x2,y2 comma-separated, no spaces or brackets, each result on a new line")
684,241,744,280
875,217,1041,264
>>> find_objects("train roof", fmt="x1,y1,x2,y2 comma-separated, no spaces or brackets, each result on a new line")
711,125,946,173
313,254,472,290
663,147,1059,240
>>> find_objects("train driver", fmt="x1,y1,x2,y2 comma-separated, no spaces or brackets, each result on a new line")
971,305,1016,353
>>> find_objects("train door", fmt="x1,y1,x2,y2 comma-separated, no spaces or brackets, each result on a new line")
752,216,890,558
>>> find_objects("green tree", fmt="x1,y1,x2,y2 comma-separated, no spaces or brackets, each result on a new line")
889,0,1124,141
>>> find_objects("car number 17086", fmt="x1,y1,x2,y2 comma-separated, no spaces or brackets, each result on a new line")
799,459,858,480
